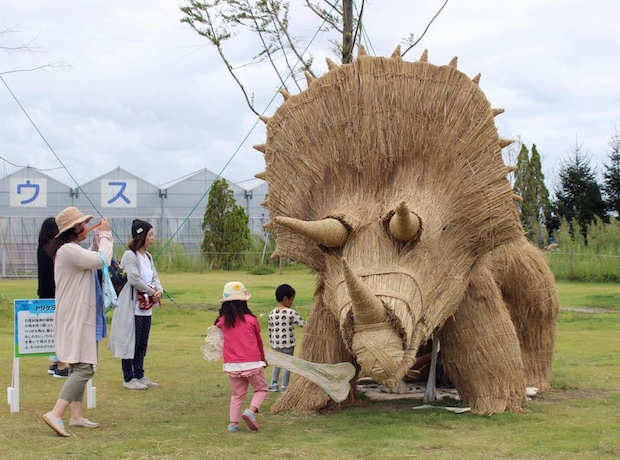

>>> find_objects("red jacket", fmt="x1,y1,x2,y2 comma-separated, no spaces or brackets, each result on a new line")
216,314,265,364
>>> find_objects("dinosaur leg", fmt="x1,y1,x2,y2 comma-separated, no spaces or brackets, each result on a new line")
489,239,559,391
441,263,526,415
270,294,356,414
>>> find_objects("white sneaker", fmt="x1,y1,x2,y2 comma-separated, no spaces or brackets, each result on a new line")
123,378,148,390
69,418,100,428
137,376,160,388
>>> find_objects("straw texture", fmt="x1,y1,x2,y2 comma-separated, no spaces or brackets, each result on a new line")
260,50,557,415
486,239,559,391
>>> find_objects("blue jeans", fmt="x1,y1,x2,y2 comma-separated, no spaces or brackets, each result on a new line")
270,346,294,387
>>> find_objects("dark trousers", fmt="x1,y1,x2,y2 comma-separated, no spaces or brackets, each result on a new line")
122,315,151,382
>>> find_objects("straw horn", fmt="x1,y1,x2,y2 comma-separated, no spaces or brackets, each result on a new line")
389,201,421,242
202,327,355,402
273,216,348,248
342,258,386,324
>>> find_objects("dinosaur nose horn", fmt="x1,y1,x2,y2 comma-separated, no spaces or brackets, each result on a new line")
342,258,386,324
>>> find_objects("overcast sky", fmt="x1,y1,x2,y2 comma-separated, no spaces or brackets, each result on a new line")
2,0,619,192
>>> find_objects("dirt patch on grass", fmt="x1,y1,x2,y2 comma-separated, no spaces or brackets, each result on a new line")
560,307,616,314
534,388,611,402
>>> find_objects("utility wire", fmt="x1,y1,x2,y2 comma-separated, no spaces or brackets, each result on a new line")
401,0,449,58
154,2,338,258
1,3,337,308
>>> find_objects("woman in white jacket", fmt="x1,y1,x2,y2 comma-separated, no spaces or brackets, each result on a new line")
108,219,163,390
42,207,112,437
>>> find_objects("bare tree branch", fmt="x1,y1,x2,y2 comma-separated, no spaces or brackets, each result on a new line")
179,0,366,115
239,0,292,92
303,0,343,33
181,0,260,116
265,0,316,81
1,26,68,76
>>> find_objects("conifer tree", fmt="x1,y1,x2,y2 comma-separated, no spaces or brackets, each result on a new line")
512,143,551,245
202,179,251,269
552,142,607,242
602,132,620,219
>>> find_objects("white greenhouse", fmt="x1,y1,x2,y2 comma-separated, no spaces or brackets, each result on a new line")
0,166,269,277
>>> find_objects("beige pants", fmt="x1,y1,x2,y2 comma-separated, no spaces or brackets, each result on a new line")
58,363,94,403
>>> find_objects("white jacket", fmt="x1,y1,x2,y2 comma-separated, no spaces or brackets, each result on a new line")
107,249,162,359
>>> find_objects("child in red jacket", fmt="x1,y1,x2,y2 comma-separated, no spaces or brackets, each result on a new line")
214,281,267,432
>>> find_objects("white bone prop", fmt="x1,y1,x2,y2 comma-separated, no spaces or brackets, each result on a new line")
202,326,355,403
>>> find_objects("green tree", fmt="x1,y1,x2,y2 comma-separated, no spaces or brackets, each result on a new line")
552,142,607,242
513,143,551,246
202,179,251,269
602,132,620,218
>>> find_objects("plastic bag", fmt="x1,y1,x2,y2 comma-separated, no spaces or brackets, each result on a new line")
201,326,224,362
99,252,120,312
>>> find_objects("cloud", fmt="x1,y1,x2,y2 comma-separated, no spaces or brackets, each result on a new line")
2,0,620,194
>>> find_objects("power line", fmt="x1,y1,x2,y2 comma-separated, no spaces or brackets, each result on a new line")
401,0,450,58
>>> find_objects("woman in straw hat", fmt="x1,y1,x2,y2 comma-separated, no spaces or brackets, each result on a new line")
42,207,113,437
214,281,268,432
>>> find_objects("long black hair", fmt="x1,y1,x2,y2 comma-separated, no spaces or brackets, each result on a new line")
215,300,256,328
47,227,79,259
38,217,58,248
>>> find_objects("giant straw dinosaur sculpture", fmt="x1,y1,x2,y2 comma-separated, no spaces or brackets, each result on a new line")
254,47,559,415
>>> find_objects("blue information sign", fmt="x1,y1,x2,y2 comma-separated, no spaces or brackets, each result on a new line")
14,299,56,357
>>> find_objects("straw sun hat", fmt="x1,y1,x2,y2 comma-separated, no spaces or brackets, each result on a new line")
55,206,93,237
219,281,251,303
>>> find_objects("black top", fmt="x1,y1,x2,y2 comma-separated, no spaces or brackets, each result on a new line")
37,247,55,299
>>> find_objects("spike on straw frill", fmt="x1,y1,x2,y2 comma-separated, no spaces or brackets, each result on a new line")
505,165,518,174
326,58,338,70
304,71,316,86
499,138,515,149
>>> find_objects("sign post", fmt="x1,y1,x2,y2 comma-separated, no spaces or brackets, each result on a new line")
8,299,96,412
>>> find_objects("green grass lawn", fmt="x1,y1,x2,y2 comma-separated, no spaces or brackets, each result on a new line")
0,271,618,459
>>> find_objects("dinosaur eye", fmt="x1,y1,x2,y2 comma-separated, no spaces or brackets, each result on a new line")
387,202,421,243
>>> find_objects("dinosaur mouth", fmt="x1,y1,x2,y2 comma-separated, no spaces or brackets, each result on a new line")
335,265,425,386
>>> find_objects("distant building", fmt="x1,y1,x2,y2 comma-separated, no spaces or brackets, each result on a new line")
235,177,269,237
0,166,269,277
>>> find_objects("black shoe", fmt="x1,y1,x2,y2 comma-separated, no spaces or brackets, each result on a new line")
53,367,69,378
48,364,58,375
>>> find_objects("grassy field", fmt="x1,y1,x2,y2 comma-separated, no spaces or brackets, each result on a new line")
0,271,619,460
